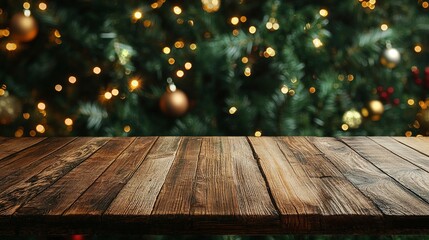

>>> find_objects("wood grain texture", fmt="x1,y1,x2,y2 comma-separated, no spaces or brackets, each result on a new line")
312,137,429,216
0,138,46,160
0,137,75,180
65,137,157,216
249,137,381,232
16,138,135,216
0,137,109,216
394,137,429,157
104,137,182,218
342,137,429,204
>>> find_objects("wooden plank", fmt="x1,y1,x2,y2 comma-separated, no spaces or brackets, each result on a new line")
249,137,381,232
150,137,278,233
0,137,109,216
342,137,429,204
394,137,429,157
371,137,429,173
104,137,182,218
16,138,135,216
65,137,157,216
312,137,429,232
0,137,75,180
0,138,46,160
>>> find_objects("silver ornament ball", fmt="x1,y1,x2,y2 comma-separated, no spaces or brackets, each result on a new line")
380,48,401,68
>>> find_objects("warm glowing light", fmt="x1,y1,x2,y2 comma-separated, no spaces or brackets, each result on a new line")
111,88,119,96
0,89,4,96
244,67,251,76
240,16,247,22
341,124,349,131
124,125,131,133
1,29,10,37
281,85,289,94
407,99,415,106
64,118,73,126
229,107,237,115
380,24,388,31
133,11,143,20
173,6,182,15
55,84,63,92
319,9,328,17
68,76,77,84
15,129,24,137
232,29,239,36
422,1,429,8
174,41,185,48
361,108,369,117
184,62,192,70
37,102,46,110
168,58,175,65
414,45,422,53
38,2,47,10
309,87,316,94
36,124,45,133
254,131,262,137
93,67,101,74
241,57,248,64
6,42,17,51
405,131,412,137
347,74,354,81
176,70,185,78
23,113,30,119
30,130,36,137
104,92,112,100
190,43,197,50
163,47,171,54
130,79,139,90
231,17,239,25
265,47,276,57
312,38,323,48
54,30,61,38
23,2,30,9
249,26,256,34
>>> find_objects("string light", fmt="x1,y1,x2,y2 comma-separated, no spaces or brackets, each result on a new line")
232,29,239,36
5,42,17,51
133,11,143,20
174,41,185,48
36,124,45,133
341,124,349,131
111,88,119,96
405,131,412,137
407,99,415,106
29,130,36,137
68,76,77,84
422,1,429,8
176,70,184,78
240,16,247,22
168,58,175,65
124,125,131,133
130,79,140,90
380,24,388,31
319,9,328,17
309,87,316,94
254,131,262,137
229,107,237,115
231,17,239,25
244,66,251,76
55,84,63,92
248,26,256,34
184,62,192,70
312,38,323,48
37,102,46,110
173,6,182,15
15,128,24,137
189,43,197,50
38,2,47,10
0,89,4,96
264,47,276,57
163,47,171,54
281,85,289,94
414,45,422,53
64,118,73,126
23,2,30,9
54,30,61,38
347,74,354,81
23,113,30,119
104,92,112,100
241,57,248,64
93,67,101,74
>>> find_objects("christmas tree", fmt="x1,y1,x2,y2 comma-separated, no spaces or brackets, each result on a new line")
0,0,428,137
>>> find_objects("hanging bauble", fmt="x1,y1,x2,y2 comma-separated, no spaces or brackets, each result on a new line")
368,100,384,121
201,0,220,13
342,109,362,129
380,47,401,69
159,89,189,117
10,13,38,42
417,108,429,132
0,93,22,124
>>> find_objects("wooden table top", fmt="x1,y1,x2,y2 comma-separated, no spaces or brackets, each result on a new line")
0,136,428,235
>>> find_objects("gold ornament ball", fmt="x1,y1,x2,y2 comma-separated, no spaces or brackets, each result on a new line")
380,48,401,68
159,89,189,117
0,94,22,125
417,108,429,131
342,109,362,129
10,13,39,42
201,0,221,12
368,100,384,121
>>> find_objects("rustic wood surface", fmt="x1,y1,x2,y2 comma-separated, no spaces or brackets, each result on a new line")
0,137,428,235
